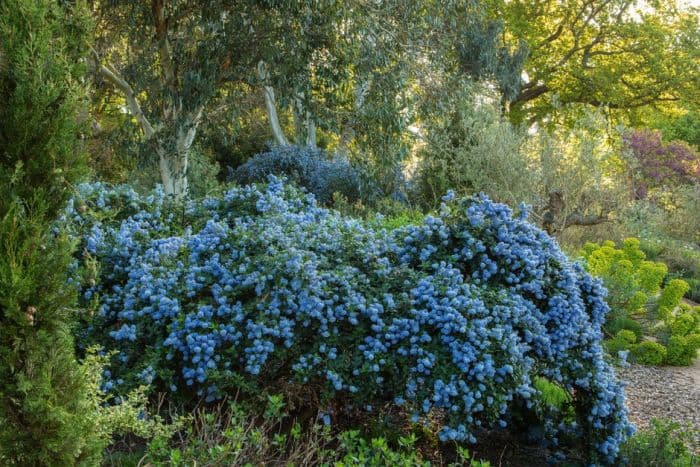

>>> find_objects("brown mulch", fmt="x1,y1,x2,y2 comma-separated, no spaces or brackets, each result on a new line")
617,361,700,453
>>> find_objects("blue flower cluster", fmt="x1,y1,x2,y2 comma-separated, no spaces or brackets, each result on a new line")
63,178,633,464
230,145,361,205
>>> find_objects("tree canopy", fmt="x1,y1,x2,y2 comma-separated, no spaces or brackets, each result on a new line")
491,0,699,125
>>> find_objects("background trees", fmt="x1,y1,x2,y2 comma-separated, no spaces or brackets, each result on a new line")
1,0,698,464
491,0,700,127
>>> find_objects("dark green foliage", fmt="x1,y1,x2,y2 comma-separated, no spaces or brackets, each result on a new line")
656,111,700,150
606,317,643,341
0,0,101,463
0,0,88,218
0,214,102,465
456,13,526,102
620,419,698,467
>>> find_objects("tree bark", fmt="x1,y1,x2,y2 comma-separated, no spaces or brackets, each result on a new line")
158,108,202,198
336,78,370,156
257,61,289,146
92,51,199,198
306,117,316,149
293,93,317,149
90,49,156,139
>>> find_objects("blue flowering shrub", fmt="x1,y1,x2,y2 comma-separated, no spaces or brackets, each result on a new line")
61,180,633,464
230,145,361,204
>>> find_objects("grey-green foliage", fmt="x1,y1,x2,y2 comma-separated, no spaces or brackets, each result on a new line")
525,110,630,232
453,4,527,102
621,185,700,245
413,80,534,208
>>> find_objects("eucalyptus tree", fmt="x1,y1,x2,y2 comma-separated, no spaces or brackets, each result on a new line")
91,1,377,195
252,0,348,149
486,0,700,125
319,0,527,195
90,1,324,197
88,0,533,198
91,2,227,196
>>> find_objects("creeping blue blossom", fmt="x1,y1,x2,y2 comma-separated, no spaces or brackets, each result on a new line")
62,180,633,465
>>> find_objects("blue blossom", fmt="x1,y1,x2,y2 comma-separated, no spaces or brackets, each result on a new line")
62,182,633,465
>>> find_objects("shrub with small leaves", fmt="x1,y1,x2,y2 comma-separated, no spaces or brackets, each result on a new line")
665,335,699,366
582,239,699,366
0,1,107,463
230,145,361,204
658,279,690,320
630,341,667,366
669,306,699,337
581,239,666,318
605,330,638,357
620,418,697,467
62,181,634,464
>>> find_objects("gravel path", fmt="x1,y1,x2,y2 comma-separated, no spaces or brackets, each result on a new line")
617,361,700,452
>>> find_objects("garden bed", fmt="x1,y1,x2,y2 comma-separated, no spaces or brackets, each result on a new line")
618,362,700,453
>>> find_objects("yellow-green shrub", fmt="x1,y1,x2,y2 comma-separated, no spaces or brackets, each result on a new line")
581,239,699,366
605,330,638,356
658,279,690,320
580,239,667,317
665,336,699,366
630,341,667,366
669,307,699,337
662,305,700,366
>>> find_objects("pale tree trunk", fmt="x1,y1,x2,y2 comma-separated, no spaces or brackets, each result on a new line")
337,78,370,156
306,117,316,148
159,107,202,198
293,92,317,149
92,49,201,198
263,85,289,146
258,61,289,146
293,93,317,149
91,3,202,198
90,49,156,140
292,104,303,143
158,151,188,197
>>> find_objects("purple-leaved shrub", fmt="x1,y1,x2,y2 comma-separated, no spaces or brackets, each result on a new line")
61,179,633,464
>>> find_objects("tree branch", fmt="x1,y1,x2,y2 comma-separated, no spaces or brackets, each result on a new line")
89,48,156,139
257,61,289,146
513,84,550,104
564,95,679,109
564,212,611,227
152,0,175,87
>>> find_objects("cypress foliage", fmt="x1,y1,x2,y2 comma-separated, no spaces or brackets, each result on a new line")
0,0,102,464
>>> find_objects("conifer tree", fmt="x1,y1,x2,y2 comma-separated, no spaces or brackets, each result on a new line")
0,0,103,464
